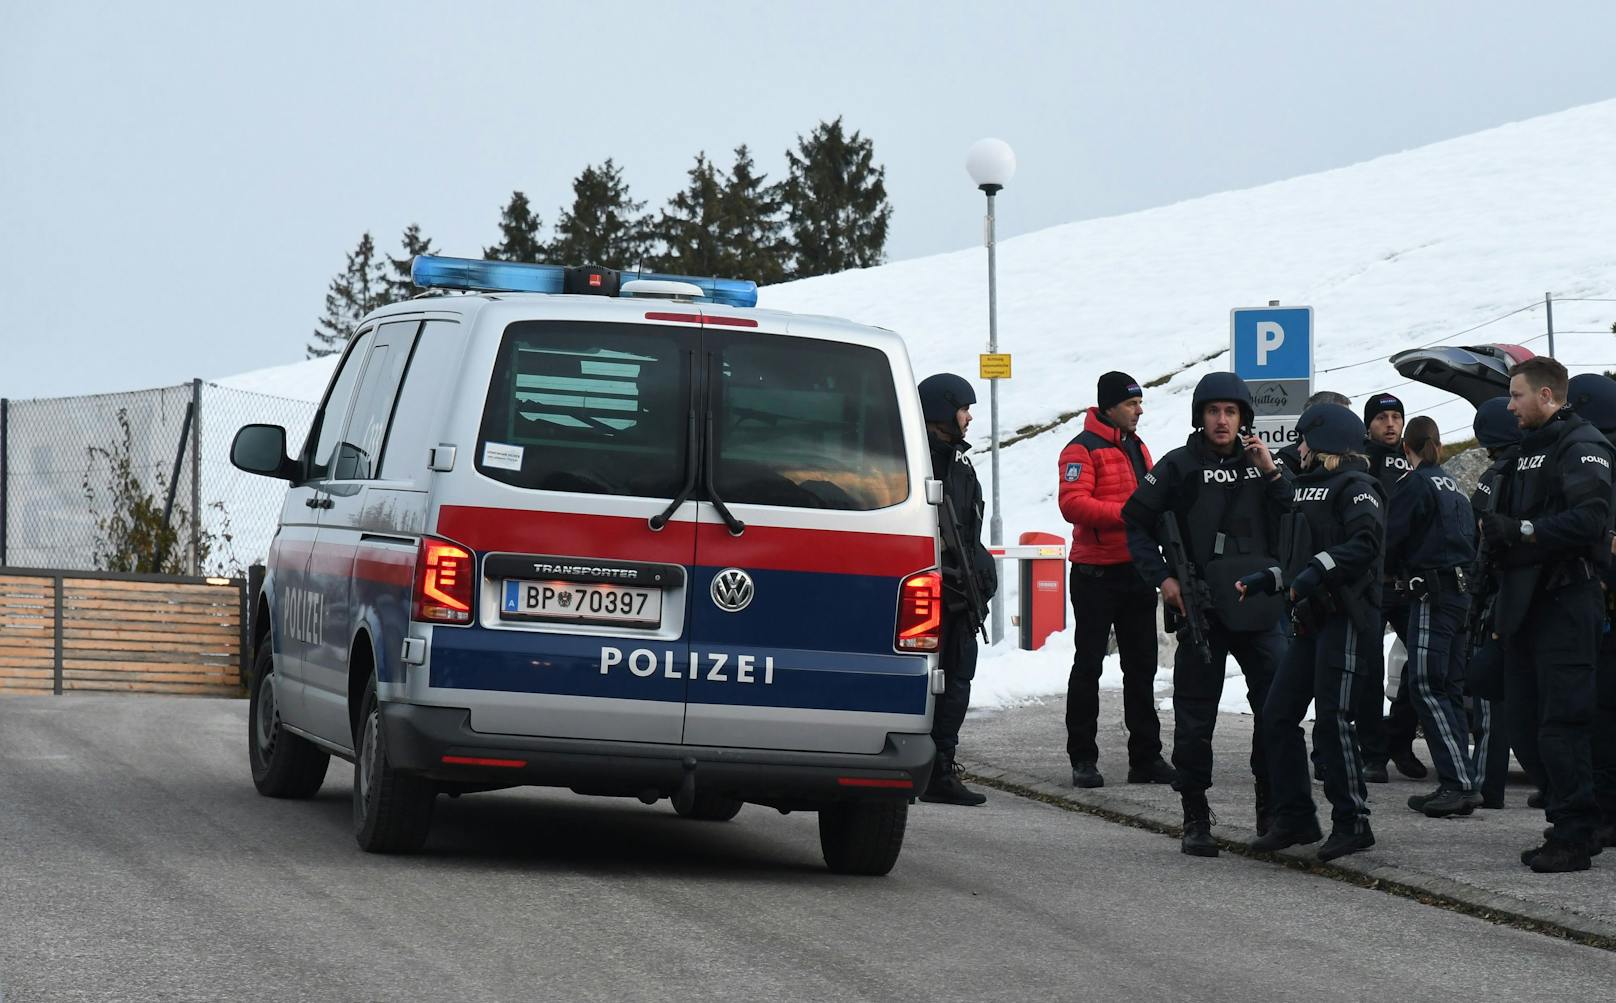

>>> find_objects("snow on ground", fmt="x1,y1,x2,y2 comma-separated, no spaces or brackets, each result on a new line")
214,98,1616,708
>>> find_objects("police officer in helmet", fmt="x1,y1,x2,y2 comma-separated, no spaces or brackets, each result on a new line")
1124,372,1292,856
1242,403,1382,860
1274,390,1351,478
1465,396,1523,811
916,373,998,807
1565,373,1616,849
1487,357,1612,872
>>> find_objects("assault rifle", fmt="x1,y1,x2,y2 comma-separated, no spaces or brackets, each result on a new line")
1159,512,1214,664
940,494,991,644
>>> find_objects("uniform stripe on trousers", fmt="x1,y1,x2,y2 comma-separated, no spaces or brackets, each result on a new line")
1341,627,1369,818
1410,599,1472,789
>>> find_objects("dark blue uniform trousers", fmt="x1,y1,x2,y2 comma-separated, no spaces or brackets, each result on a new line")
1264,614,1373,833
1399,591,1476,792
932,609,978,763
1507,581,1601,843
1171,621,1282,794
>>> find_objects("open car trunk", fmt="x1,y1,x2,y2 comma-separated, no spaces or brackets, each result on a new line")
1387,343,1535,408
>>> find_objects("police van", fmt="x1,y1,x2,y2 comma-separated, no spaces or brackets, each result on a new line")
230,256,944,875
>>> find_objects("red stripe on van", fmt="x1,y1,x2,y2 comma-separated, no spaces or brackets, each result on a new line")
437,506,696,564
695,522,934,577
354,546,415,588
437,505,933,577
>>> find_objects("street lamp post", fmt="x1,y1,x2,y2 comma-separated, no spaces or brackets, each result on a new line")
966,138,1016,645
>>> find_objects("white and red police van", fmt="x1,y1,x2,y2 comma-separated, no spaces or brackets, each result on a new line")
230,256,945,874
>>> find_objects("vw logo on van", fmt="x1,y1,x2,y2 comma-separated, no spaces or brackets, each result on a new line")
710,568,755,613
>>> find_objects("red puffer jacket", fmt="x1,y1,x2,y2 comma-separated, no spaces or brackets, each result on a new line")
1057,408,1153,565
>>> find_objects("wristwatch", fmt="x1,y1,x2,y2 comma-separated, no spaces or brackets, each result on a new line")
1520,520,1535,541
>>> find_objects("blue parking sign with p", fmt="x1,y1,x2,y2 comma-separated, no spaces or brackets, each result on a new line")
1231,307,1312,381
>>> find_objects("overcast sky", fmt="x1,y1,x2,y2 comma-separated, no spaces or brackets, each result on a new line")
3,1,1615,400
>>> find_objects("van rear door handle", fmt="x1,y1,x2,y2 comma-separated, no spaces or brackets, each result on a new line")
305,496,332,509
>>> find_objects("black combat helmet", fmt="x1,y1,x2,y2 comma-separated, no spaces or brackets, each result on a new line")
918,373,977,424
1295,402,1365,455
1567,374,1616,436
1471,396,1522,450
1191,372,1255,430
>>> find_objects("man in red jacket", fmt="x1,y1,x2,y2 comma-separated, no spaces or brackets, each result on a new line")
1059,371,1176,789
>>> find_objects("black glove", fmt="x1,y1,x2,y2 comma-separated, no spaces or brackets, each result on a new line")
1236,567,1283,597
1289,563,1324,600
1480,512,1522,548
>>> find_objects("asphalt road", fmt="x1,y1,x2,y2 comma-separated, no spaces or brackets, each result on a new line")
4,696,1616,1002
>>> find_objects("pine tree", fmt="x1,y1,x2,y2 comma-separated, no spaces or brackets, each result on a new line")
549,158,653,270
384,223,435,303
782,117,892,278
652,152,726,275
308,232,386,358
484,191,547,263
718,144,789,284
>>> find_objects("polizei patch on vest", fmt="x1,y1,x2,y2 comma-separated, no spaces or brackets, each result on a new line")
1064,462,1083,482
1295,487,1330,501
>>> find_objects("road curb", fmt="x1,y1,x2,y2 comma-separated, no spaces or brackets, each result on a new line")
962,760,1616,950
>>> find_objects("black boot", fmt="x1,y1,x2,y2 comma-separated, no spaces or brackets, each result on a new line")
1318,821,1375,862
1249,814,1323,853
1421,788,1483,818
1071,761,1104,789
1127,757,1178,785
1528,837,1593,873
1364,761,1390,784
1254,779,1274,838
1391,747,1429,780
920,757,987,806
1180,791,1218,858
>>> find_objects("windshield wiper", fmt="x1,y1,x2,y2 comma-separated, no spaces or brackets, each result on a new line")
649,350,699,532
703,352,745,536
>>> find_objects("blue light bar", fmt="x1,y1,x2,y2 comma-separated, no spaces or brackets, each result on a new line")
411,255,758,309
622,269,759,309
411,255,564,294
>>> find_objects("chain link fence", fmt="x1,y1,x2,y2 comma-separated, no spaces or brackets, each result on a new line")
1,381,316,574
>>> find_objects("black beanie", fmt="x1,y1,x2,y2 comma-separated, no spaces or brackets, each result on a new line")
1097,371,1144,412
1363,393,1404,426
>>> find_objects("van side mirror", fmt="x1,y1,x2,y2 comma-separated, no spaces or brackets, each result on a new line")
231,424,298,481
925,478,944,505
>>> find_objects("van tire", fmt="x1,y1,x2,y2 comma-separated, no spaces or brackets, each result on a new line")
673,792,744,822
248,642,329,798
352,675,436,853
818,799,908,875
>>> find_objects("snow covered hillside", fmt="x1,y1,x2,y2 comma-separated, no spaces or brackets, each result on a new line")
218,99,1616,710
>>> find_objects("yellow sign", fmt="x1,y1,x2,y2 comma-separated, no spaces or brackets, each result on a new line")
979,353,1012,379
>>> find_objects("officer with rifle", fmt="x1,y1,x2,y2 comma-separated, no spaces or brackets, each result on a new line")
1465,396,1523,812
917,373,998,807
1124,372,1293,856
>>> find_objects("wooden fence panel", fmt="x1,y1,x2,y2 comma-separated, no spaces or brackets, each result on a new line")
0,570,245,696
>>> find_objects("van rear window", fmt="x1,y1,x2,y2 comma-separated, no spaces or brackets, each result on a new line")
476,322,690,498
712,335,908,511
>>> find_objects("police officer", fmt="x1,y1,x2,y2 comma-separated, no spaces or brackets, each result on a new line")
1565,373,1616,848
1487,357,1612,872
1387,416,1481,817
1274,390,1351,477
1465,396,1522,811
1363,392,1426,783
917,373,998,807
1124,372,1292,856
1242,403,1382,861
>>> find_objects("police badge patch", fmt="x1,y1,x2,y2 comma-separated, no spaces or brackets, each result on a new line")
1064,462,1082,482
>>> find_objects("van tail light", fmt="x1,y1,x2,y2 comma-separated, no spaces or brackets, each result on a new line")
895,570,942,651
414,537,474,624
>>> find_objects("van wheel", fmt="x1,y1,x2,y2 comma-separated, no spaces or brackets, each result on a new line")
248,642,329,798
818,799,908,875
352,675,436,853
673,792,744,822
